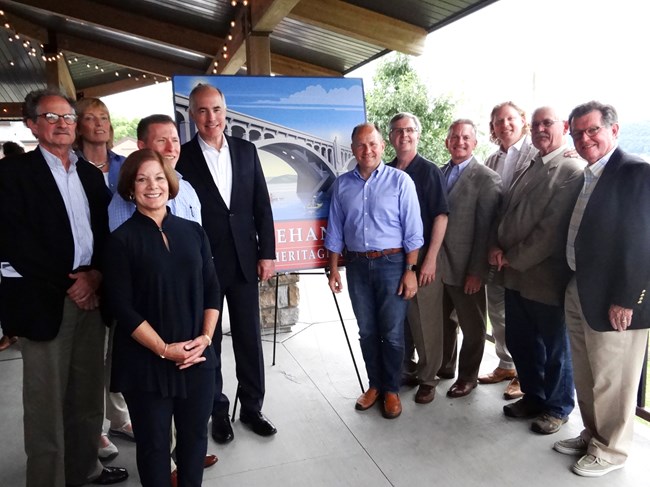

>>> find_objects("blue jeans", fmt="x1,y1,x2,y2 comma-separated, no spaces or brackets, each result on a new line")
346,252,409,394
505,289,575,418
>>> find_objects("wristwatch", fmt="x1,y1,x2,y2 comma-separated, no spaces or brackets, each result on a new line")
405,264,418,272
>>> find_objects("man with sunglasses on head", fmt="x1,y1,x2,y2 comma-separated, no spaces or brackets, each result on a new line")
554,101,650,477
0,89,127,486
387,113,448,405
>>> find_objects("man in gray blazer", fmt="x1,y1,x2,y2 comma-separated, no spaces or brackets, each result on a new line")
490,106,584,434
480,101,538,400
438,120,501,398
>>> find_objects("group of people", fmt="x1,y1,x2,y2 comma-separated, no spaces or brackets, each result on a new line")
325,101,650,478
0,84,277,487
1,83,648,484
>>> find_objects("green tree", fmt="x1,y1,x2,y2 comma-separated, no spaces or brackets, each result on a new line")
111,116,139,142
365,53,455,166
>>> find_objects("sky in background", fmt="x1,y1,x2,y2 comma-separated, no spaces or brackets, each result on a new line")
172,75,365,142
76,0,650,136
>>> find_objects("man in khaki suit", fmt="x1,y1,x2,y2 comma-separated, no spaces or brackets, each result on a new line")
480,101,538,400
438,120,501,398
490,106,584,434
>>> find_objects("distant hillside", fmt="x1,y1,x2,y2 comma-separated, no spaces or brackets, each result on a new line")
267,174,298,185
619,120,650,158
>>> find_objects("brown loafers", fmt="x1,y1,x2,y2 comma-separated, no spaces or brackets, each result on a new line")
355,387,380,411
478,367,516,384
446,380,477,398
383,392,402,419
414,384,436,404
503,377,524,400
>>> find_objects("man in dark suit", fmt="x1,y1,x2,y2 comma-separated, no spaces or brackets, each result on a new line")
387,112,448,405
554,101,650,477
0,89,127,486
490,106,584,434
438,119,501,398
177,83,277,443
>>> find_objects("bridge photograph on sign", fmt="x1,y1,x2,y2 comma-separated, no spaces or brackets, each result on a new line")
172,75,366,272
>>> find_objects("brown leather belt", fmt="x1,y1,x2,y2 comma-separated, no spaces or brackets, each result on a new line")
346,248,403,259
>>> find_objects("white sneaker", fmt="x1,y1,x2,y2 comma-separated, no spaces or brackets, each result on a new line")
572,454,624,477
98,434,119,460
553,436,588,455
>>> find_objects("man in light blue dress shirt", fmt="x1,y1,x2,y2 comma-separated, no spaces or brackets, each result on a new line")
108,114,201,230
325,123,423,419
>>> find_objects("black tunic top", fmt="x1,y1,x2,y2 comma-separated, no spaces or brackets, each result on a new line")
104,210,220,398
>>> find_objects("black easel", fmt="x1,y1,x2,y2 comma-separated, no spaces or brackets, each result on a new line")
231,268,364,421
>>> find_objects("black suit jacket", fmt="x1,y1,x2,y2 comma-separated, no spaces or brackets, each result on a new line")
575,147,650,331
176,135,275,284
0,148,110,340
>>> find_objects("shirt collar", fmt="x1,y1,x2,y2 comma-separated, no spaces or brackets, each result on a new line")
540,144,568,165
587,144,617,179
39,145,78,171
198,134,229,153
353,161,385,180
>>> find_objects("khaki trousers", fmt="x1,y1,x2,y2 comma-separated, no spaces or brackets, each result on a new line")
565,277,648,464
22,298,105,487
407,276,444,385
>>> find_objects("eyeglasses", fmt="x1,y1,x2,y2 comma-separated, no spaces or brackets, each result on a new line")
570,126,603,140
531,119,561,130
38,112,78,125
390,127,418,135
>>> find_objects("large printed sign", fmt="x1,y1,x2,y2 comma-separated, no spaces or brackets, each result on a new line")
173,76,366,272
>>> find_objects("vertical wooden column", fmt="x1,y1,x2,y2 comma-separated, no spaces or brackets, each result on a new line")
246,31,271,75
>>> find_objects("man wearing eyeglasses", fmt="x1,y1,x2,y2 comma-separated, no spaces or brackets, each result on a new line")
387,112,448,405
553,101,650,477
489,106,584,435
0,89,128,486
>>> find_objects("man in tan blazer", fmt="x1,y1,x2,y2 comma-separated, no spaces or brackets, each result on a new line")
490,106,584,434
480,101,538,400
438,120,502,398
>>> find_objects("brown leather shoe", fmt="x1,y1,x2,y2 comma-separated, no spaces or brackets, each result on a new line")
478,367,516,384
503,377,524,400
0,335,17,352
446,380,477,398
204,454,218,468
383,392,402,419
355,387,380,411
414,384,436,404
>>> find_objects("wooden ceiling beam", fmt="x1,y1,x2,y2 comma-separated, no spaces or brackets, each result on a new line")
56,33,203,77
251,0,302,31
0,103,24,120
289,0,426,56
271,53,341,77
77,77,157,99
16,0,222,57
215,0,303,75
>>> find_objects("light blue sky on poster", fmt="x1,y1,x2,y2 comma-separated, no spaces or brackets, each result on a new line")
173,76,366,143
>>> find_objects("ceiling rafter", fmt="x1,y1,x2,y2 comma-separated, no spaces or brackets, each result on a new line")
289,0,426,57
56,33,203,77
17,0,223,57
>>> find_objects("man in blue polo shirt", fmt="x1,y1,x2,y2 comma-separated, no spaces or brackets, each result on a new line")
325,122,423,419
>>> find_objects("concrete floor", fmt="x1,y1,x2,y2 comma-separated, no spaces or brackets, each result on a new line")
1,272,649,486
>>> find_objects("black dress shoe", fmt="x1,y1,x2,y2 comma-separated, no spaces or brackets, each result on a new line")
211,415,234,444
91,466,129,485
240,411,277,437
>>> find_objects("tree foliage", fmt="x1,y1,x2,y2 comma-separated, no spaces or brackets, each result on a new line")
112,116,139,142
365,53,455,166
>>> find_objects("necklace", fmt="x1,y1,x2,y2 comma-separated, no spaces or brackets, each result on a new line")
91,162,106,169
